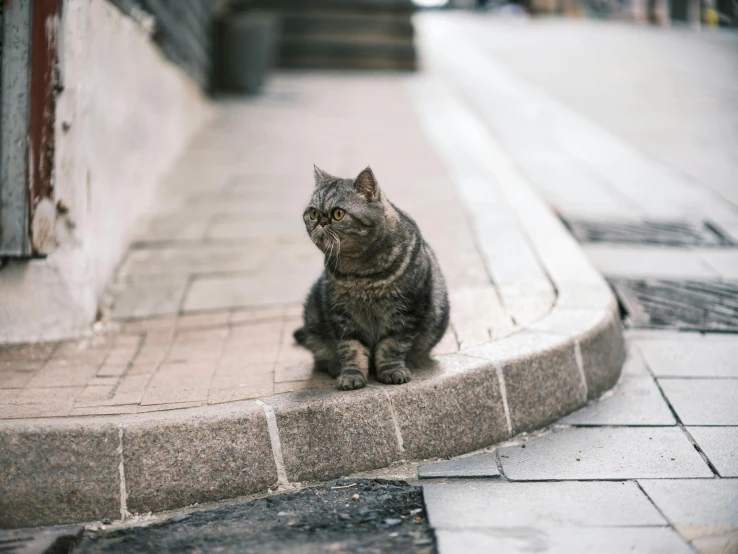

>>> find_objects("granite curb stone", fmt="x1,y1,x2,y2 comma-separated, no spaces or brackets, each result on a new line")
123,403,277,514
265,387,401,483
0,422,121,528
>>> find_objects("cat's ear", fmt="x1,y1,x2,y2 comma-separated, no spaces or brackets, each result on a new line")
355,167,379,201
313,164,330,184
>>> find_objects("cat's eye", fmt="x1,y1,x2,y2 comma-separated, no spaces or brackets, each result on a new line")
309,208,319,220
332,208,345,221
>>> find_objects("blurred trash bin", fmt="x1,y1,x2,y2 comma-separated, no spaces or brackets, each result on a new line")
214,12,278,94
669,0,689,22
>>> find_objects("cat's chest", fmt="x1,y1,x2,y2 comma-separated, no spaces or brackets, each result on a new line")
332,284,403,338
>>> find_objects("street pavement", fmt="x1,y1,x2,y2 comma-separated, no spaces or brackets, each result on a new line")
2,13,736,554
416,13,738,554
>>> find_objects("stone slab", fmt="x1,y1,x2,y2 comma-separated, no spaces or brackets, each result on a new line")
0,423,120,528
123,405,278,514
700,250,738,279
434,526,691,554
118,246,268,277
183,273,315,312
423,481,665,529
559,375,675,426
658,378,738,425
112,279,188,320
581,245,720,279
418,452,500,479
498,427,712,480
636,336,738,377
622,344,650,375
639,479,738,529
687,427,738,477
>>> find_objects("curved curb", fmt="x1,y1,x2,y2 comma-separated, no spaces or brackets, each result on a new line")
0,297,623,528
0,89,625,530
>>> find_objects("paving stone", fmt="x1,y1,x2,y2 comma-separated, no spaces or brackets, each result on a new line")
639,479,738,551
433,327,460,355
183,273,314,312
622,343,650,375
207,217,305,240
434,526,691,554
658,378,738,425
636,336,738,377
118,246,267,277
0,342,56,363
498,427,712,480
423,481,665,529
176,311,231,330
559,375,675,426
123,404,277,514
26,360,99,387
687,427,738,477
448,286,515,349
0,387,84,419
132,216,211,242
140,362,217,406
0,368,35,389
208,363,275,404
639,479,738,529
418,452,500,479
0,423,120,527
112,279,188,319
700,250,738,279
581,245,720,278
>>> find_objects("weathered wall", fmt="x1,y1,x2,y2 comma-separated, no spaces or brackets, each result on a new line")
0,0,212,344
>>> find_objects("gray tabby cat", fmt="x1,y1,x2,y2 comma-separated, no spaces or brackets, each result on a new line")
294,166,450,390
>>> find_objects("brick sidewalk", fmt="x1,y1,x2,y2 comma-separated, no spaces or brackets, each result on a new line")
0,74,531,420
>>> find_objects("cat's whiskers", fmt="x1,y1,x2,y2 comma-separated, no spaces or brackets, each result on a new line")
325,228,342,278
323,233,335,272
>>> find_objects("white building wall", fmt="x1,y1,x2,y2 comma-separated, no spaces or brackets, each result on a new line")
0,0,212,344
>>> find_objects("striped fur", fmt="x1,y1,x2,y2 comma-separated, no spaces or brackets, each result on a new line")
295,166,450,390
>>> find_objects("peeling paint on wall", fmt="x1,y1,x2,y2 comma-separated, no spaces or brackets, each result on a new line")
28,1,62,256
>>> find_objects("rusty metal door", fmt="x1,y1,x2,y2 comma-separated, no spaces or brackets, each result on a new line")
0,0,61,258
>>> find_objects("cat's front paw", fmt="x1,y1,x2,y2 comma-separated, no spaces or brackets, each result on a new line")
377,366,411,385
336,371,367,391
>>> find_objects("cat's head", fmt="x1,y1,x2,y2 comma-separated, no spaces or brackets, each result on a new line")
303,165,388,257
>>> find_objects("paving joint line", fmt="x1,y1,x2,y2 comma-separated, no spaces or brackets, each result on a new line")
257,400,290,490
574,340,589,400
117,424,132,521
649,371,721,477
106,334,146,401
492,362,513,437
382,389,406,455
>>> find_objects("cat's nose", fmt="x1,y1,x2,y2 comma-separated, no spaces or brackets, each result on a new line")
319,217,330,226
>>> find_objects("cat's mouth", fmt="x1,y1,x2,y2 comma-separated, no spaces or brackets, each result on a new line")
311,226,340,255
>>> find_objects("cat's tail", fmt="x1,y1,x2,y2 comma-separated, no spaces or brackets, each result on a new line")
293,326,307,346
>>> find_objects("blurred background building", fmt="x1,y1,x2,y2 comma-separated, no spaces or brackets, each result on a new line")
0,0,735,344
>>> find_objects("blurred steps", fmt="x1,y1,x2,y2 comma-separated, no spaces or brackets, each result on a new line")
230,0,417,71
